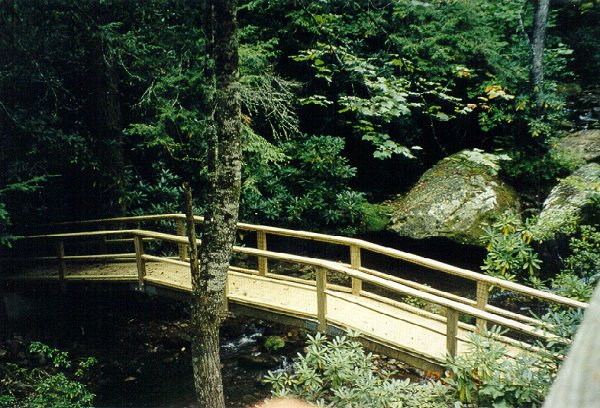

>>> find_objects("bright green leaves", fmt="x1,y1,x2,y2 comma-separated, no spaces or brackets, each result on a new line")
293,41,419,159
480,214,542,282
265,331,452,407
445,326,553,407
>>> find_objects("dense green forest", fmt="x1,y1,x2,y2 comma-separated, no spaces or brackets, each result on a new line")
1,0,597,237
1,0,599,407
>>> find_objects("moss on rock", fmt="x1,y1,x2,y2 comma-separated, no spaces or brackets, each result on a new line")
534,163,600,239
388,150,520,246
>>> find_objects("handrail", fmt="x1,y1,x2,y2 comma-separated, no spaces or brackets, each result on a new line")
7,223,588,360
20,215,588,309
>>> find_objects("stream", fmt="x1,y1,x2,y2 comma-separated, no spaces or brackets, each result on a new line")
1,283,304,407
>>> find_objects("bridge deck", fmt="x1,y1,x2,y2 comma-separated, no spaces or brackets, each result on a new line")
5,260,522,372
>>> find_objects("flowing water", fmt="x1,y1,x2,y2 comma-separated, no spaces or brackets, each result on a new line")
1,284,302,407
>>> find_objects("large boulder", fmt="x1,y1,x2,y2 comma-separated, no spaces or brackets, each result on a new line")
388,150,520,246
534,163,600,239
552,129,600,164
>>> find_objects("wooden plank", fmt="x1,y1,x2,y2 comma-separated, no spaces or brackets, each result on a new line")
144,276,191,292
141,254,189,268
62,253,135,260
327,291,449,338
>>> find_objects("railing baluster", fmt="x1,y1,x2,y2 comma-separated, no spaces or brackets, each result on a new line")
176,220,187,261
316,267,328,333
133,235,146,291
257,230,268,276
446,308,459,357
57,240,66,292
350,244,362,295
476,281,489,331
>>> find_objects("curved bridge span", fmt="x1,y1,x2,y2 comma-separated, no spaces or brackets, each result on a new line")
1,214,587,373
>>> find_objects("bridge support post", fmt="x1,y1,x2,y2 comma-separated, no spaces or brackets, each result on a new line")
316,267,328,333
176,220,187,261
257,230,268,276
57,240,66,293
350,245,362,296
134,235,146,291
446,308,458,357
476,281,489,331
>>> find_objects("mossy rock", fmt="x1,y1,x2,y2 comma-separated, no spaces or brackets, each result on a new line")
552,129,600,164
388,150,520,246
534,163,600,239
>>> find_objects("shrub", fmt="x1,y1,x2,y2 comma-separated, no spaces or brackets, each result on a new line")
241,135,367,234
264,331,452,408
0,342,96,408
480,213,541,283
444,327,552,407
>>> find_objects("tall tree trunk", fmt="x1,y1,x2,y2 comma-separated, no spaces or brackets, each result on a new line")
190,1,241,407
86,32,126,218
531,0,550,107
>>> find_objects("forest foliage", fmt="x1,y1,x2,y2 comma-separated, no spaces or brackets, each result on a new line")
1,1,599,407
1,0,597,238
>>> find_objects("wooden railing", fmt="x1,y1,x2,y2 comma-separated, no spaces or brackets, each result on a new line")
6,214,588,357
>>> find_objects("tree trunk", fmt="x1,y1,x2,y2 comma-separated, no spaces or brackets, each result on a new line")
531,0,550,107
86,32,126,217
190,1,241,407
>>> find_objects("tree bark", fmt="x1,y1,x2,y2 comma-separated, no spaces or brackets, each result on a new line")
531,0,550,107
86,29,126,217
190,1,241,407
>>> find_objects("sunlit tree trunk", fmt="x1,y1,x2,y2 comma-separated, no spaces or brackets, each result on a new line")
531,0,550,107
189,1,241,407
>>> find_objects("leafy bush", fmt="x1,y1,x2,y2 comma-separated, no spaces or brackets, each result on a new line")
264,331,452,407
561,225,600,281
480,213,541,283
125,162,183,216
241,135,367,234
444,327,552,407
0,342,96,408
549,225,599,302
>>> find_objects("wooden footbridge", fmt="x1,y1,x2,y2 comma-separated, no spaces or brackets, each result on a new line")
0,214,587,372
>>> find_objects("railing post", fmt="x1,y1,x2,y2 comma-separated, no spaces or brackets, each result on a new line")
57,240,66,292
446,308,459,357
316,267,328,333
98,225,108,254
350,244,362,295
176,220,187,261
257,230,268,276
476,281,489,331
133,235,146,291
